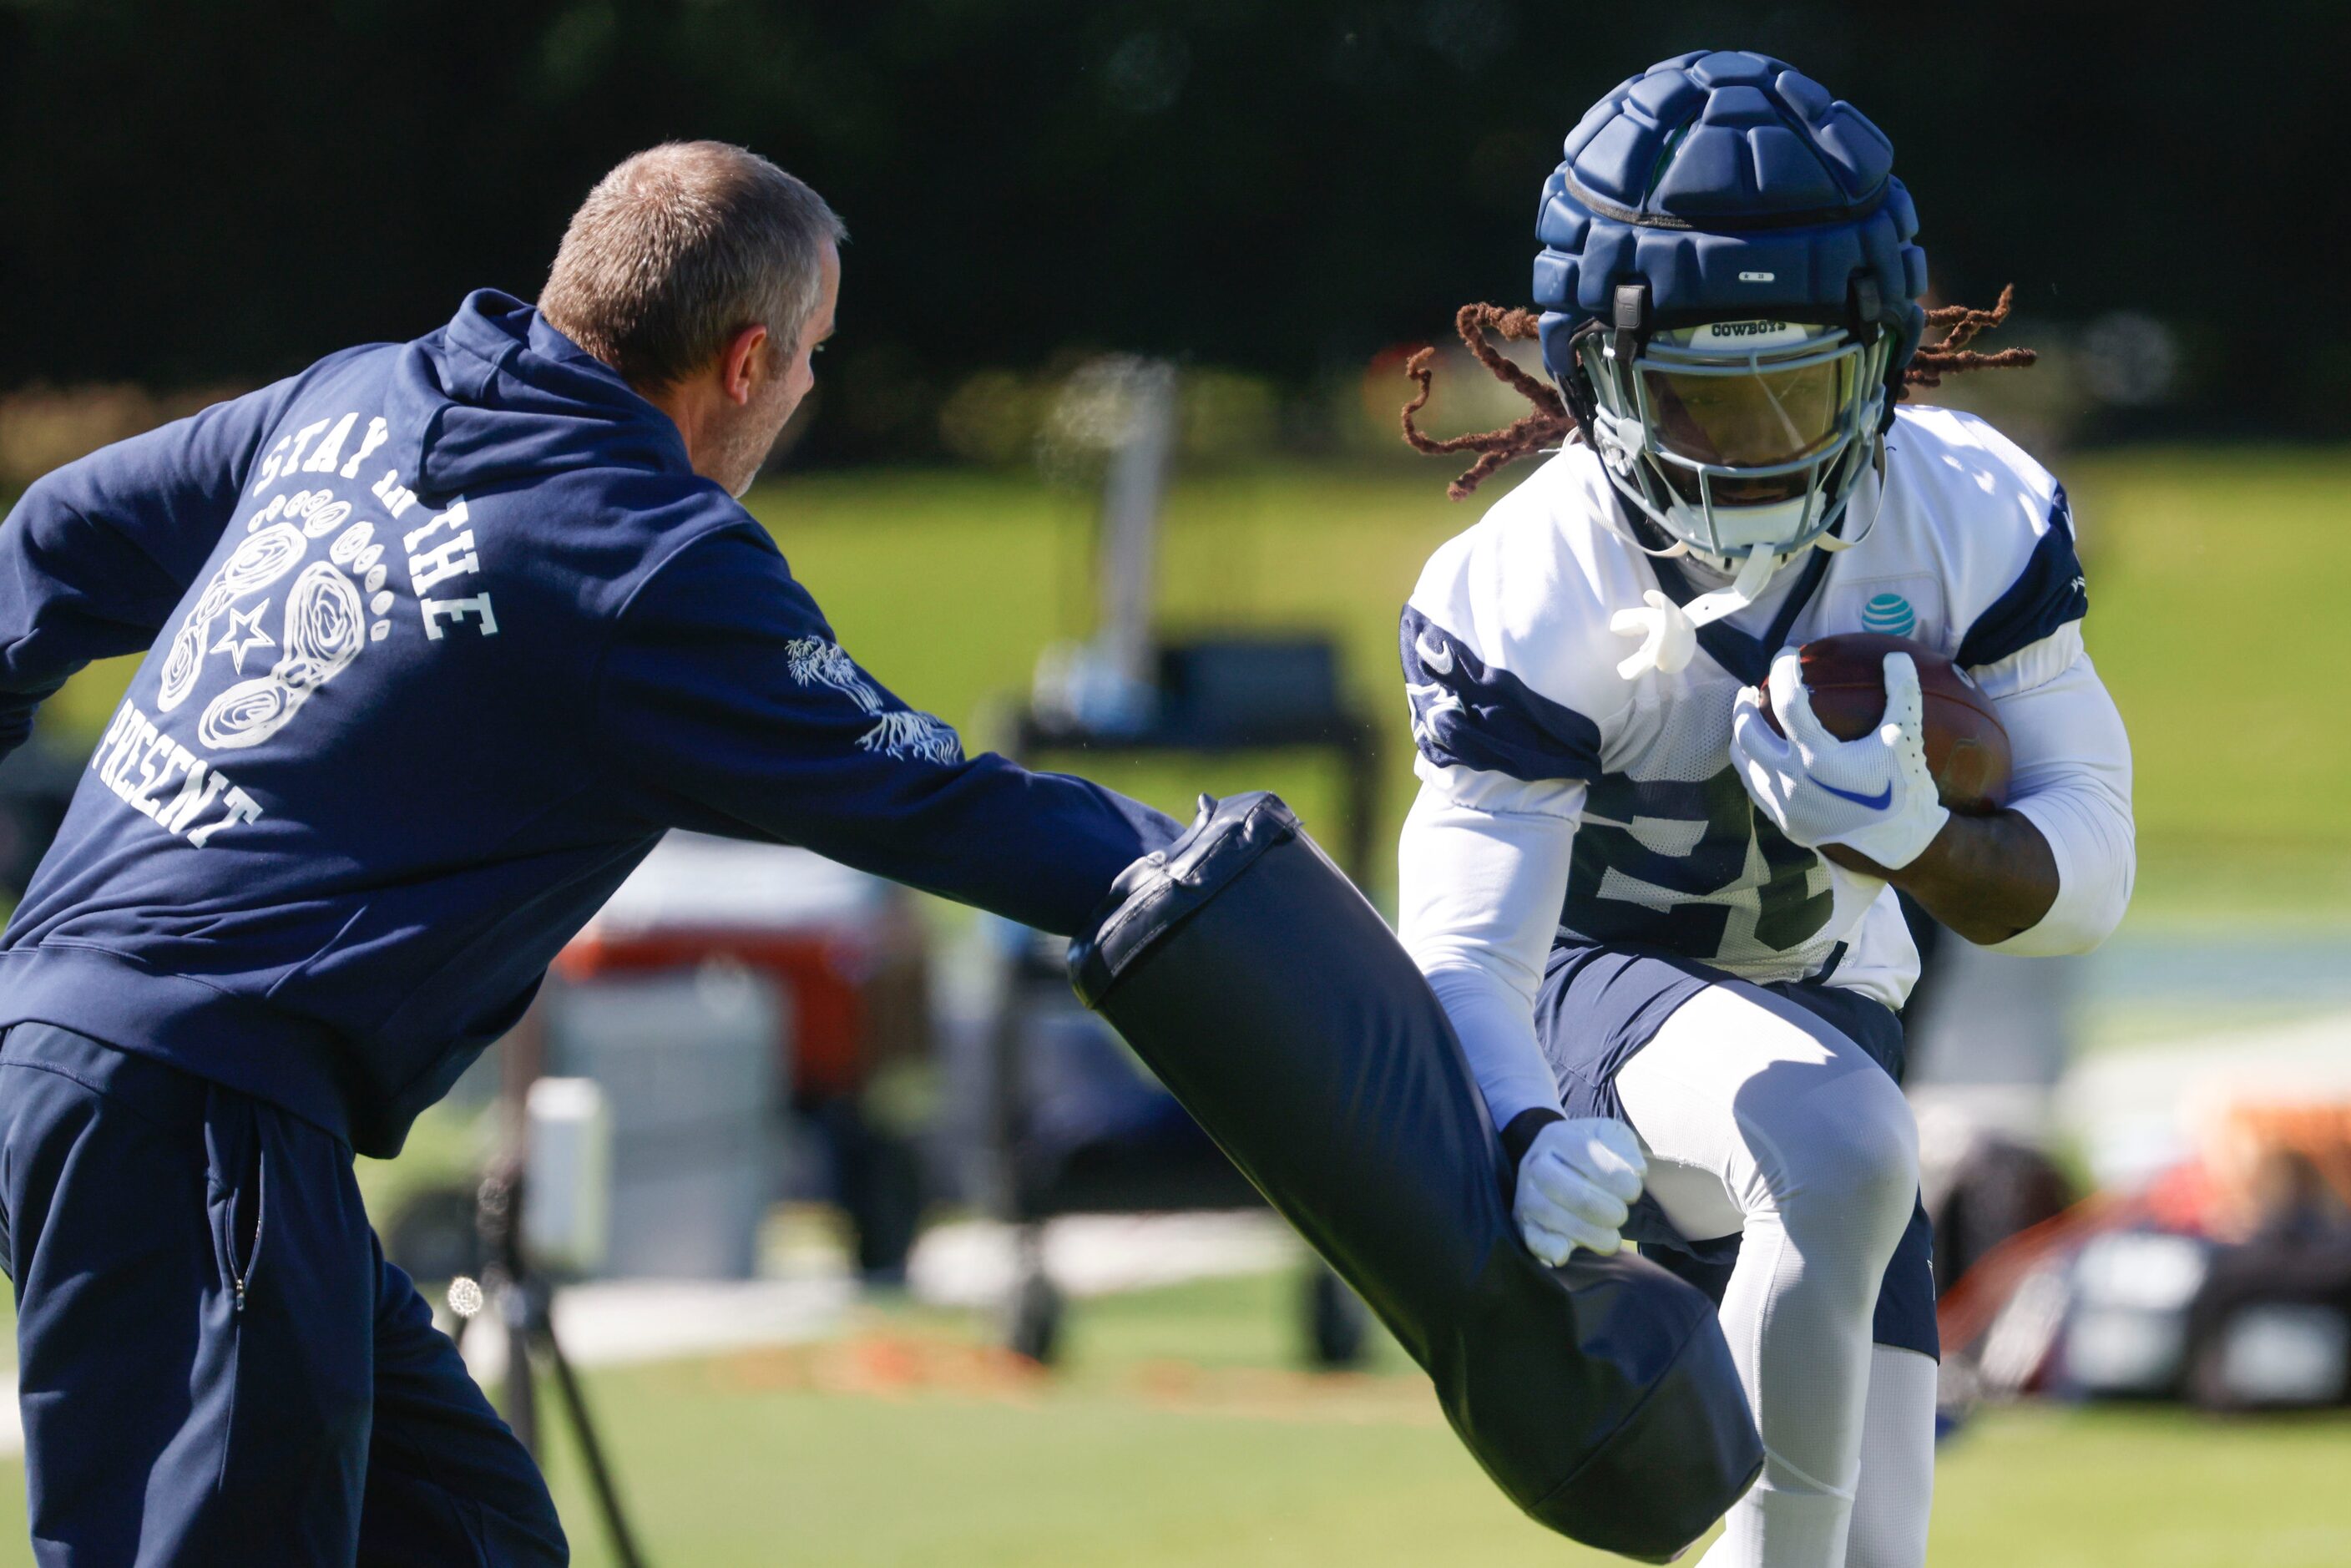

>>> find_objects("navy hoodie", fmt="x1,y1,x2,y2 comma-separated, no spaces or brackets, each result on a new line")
0,291,1176,1156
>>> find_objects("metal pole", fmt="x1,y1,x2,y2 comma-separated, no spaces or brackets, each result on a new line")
1096,362,1176,691
536,1318,648,1568
470,1156,649,1565
475,1159,538,1453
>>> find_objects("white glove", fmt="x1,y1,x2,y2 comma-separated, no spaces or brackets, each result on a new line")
1516,1117,1647,1266
1729,649,1950,871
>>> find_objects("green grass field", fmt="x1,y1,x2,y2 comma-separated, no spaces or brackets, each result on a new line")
3,1272,2343,1566
528,1277,2351,1568
541,1275,2351,1568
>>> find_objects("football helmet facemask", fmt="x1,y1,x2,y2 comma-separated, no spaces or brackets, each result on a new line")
1579,311,1891,574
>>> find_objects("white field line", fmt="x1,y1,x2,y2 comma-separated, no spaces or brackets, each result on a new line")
2060,1007,2351,1190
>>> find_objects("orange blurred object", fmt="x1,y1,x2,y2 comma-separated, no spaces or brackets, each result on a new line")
2197,1096,2351,1241
554,836,931,1103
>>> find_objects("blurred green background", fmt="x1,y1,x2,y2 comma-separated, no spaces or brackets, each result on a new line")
36,447,2351,923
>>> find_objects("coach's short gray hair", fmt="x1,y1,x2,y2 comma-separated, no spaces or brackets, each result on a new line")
541,142,847,391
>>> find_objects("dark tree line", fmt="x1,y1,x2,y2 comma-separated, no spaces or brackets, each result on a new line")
3,0,2344,458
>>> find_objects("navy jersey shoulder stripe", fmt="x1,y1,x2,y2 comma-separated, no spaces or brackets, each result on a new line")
1955,485,2089,670
1400,605,1603,783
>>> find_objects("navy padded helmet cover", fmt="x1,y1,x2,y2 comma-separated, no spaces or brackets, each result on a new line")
1534,50,1928,384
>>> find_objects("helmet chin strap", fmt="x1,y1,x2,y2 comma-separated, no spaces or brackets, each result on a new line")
1609,543,1782,680
1813,436,1890,553
1605,433,1891,679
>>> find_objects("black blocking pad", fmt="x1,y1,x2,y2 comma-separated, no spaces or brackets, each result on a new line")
1069,793,1762,1561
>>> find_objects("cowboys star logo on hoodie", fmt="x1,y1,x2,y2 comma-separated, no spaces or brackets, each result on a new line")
159,488,387,751
88,475,412,849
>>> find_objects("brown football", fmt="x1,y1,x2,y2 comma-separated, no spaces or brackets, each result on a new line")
1760,631,2012,815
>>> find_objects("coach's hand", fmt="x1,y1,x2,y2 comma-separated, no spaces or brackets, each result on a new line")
1515,1117,1647,1265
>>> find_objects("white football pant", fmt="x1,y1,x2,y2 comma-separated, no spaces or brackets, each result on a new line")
1614,984,1934,1568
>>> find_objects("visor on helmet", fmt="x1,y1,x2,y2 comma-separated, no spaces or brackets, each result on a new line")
1641,322,1855,471
1577,316,1889,564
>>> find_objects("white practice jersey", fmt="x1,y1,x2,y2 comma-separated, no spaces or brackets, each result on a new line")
1401,405,2093,1004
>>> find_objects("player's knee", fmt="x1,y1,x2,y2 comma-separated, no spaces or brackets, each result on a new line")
1772,1066,1918,1246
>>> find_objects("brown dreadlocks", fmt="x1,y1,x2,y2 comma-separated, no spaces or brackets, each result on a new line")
1400,286,2036,501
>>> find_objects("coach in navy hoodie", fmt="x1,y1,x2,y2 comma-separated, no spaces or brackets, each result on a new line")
0,144,1176,1564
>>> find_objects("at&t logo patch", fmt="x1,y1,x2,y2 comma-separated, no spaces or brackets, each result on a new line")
1860,592,1917,637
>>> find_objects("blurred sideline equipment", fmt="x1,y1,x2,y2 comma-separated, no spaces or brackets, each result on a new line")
523,1077,614,1274
990,640,1384,1366
1937,1099,2351,1414
978,922,1365,1364
453,1156,646,1568
558,833,935,1277
542,966,784,1279
1072,793,1761,1560
991,357,1385,1363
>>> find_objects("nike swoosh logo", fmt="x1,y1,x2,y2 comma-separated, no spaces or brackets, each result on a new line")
1415,631,1455,676
1811,776,1893,811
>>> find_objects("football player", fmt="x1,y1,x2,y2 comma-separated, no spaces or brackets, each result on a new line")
1393,51,2135,1568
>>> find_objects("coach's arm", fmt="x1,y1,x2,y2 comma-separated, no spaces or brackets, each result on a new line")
0,376,317,761
595,519,1181,935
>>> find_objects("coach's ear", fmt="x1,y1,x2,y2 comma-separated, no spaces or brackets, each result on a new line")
715,323,771,407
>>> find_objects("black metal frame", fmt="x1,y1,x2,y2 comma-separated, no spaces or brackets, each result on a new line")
982,681,1383,1364
457,1157,649,1568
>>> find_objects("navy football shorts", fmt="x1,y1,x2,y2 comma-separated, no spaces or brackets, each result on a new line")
1530,938,1939,1360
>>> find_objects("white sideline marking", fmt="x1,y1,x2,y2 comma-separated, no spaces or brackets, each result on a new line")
461,1276,855,1389
2060,1008,2351,1191
908,1211,1297,1309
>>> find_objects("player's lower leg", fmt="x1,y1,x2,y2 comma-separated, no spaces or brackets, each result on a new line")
1615,988,1920,1568
1843,1345,1937,1568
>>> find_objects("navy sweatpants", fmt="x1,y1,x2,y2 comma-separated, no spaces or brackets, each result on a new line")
0,1024,566,1565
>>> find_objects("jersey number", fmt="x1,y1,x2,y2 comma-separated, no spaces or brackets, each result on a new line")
1564,767,1833,959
